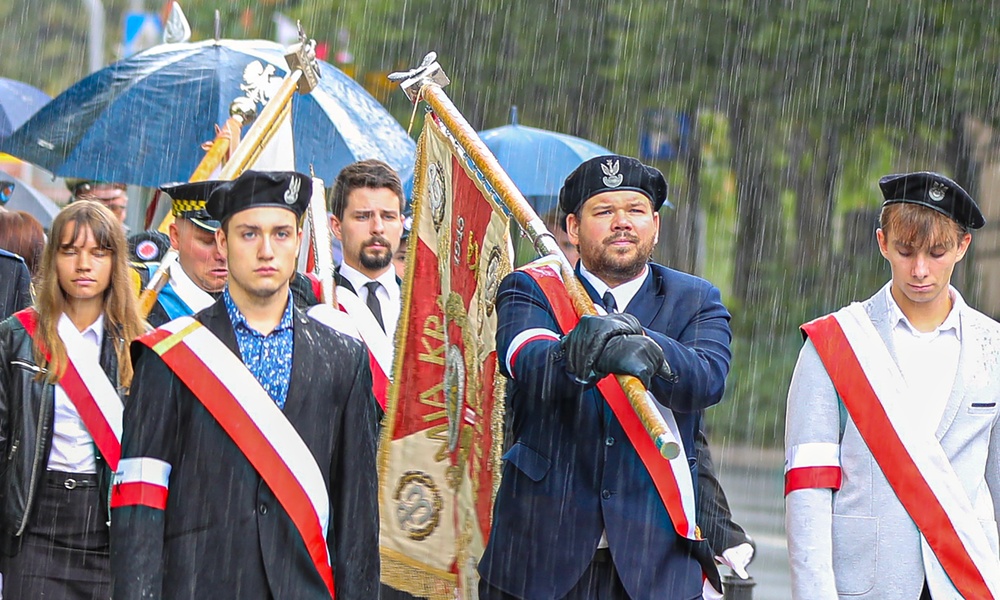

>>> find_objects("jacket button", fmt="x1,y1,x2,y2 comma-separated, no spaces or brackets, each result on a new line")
605,436,615,447
601,489,611,500
259,503,268,515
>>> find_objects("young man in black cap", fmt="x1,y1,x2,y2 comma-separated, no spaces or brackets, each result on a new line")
785,172,1000,599
478,155,733,600
111,170,379,599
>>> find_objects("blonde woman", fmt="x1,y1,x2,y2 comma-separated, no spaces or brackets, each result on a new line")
0,201,142,598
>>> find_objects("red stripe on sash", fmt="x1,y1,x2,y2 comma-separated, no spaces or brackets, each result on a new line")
784,466,842,496
111,482,168,510
14,308,121,471
521,265,693,539
802,315,993,599
136,327,336,598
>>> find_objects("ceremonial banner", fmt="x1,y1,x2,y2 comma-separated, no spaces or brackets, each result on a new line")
379,115,511,599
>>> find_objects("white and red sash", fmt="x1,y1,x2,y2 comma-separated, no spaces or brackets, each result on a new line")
14,308,122,471
802,304,1000,599
131,317,336,598
517,262,698,540
328,285,393,410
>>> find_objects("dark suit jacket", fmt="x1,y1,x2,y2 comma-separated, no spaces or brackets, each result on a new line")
112,298,379,599
478,263,732,600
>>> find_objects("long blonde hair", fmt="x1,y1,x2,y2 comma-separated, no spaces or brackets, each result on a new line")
33,201,144,388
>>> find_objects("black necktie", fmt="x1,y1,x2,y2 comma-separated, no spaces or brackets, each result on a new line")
364,281,385,331
602,290,617,314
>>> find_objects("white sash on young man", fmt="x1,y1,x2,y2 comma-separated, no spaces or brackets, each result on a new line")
56,315,123,470
135,316,335,595
830,303,1000,598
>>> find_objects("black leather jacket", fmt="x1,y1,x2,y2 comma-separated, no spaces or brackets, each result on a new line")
0,312,121,553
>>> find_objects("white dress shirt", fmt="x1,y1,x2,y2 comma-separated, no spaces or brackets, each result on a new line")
885,285,962,429
339,263,401,337
48,313,105,474
578,263,649,313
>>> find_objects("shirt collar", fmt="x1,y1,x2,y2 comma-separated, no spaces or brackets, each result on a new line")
169,262,216,312
58,312,105,346
339,262,400,302
223,286,294,336
884,283,963,340
578,262,648,313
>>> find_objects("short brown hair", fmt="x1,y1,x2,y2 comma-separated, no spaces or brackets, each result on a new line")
0,210,45,276
879,202,966,249
328,159,404,219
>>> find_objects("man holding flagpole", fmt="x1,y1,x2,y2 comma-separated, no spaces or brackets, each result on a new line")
478,155,732,600
111,170,379,599
785,172,1000,600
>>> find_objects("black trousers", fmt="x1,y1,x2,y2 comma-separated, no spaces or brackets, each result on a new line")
479,549,630,600
0,471,110,600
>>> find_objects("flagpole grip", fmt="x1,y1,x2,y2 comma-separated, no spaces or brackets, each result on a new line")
402,63,681,462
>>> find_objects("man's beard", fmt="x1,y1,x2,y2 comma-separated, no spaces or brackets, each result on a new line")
585,233,655,283
359,235,393,272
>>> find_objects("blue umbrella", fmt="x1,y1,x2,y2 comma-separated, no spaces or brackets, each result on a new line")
0,39,414,188
479,107,611,215
0,78,50,139
0,174,60,227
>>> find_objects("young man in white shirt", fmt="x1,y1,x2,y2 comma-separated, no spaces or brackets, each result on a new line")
784,171,1000,600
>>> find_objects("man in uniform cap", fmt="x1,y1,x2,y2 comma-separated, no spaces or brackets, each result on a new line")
785,172,1000,599
479,155,733,600
67,179,129,224
112,170,379,599
135,181,229,327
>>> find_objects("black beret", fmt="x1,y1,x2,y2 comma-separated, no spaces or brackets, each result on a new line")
206,170,311,224
160,180,226,231
879,171,985,230
558,155,669,215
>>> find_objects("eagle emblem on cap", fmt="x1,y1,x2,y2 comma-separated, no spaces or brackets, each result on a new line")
284,176,301,205
928,181,947,202
601,159,623,188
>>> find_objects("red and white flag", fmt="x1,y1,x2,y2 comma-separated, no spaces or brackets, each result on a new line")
378,115,512,599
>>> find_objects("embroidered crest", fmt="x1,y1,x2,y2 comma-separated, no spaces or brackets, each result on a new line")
601,159,623,188
392,471,442,541
928,181,947,202
284,176,301,205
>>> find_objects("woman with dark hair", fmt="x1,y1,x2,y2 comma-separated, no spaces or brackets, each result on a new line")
0,210,46,277
0,201,143,598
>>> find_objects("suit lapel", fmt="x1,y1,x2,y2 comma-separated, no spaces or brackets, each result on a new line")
282,306,315,423
199,298,240,355
627,268,663,327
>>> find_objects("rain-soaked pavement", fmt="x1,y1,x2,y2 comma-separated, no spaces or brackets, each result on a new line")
713,443,791,600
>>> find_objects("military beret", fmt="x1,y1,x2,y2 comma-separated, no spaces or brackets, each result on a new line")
558,155,670,215
206,170,311,224
160,180,226,232
879,171,985,230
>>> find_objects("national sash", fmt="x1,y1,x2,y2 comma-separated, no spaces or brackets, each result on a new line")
133,317,336,598
802,305,1000,599
311,287,393,411
378,116,511,599
519,260,699,540
14,308,122,471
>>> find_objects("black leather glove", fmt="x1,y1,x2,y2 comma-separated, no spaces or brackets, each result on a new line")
593,334,678,388
560,313,644,383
